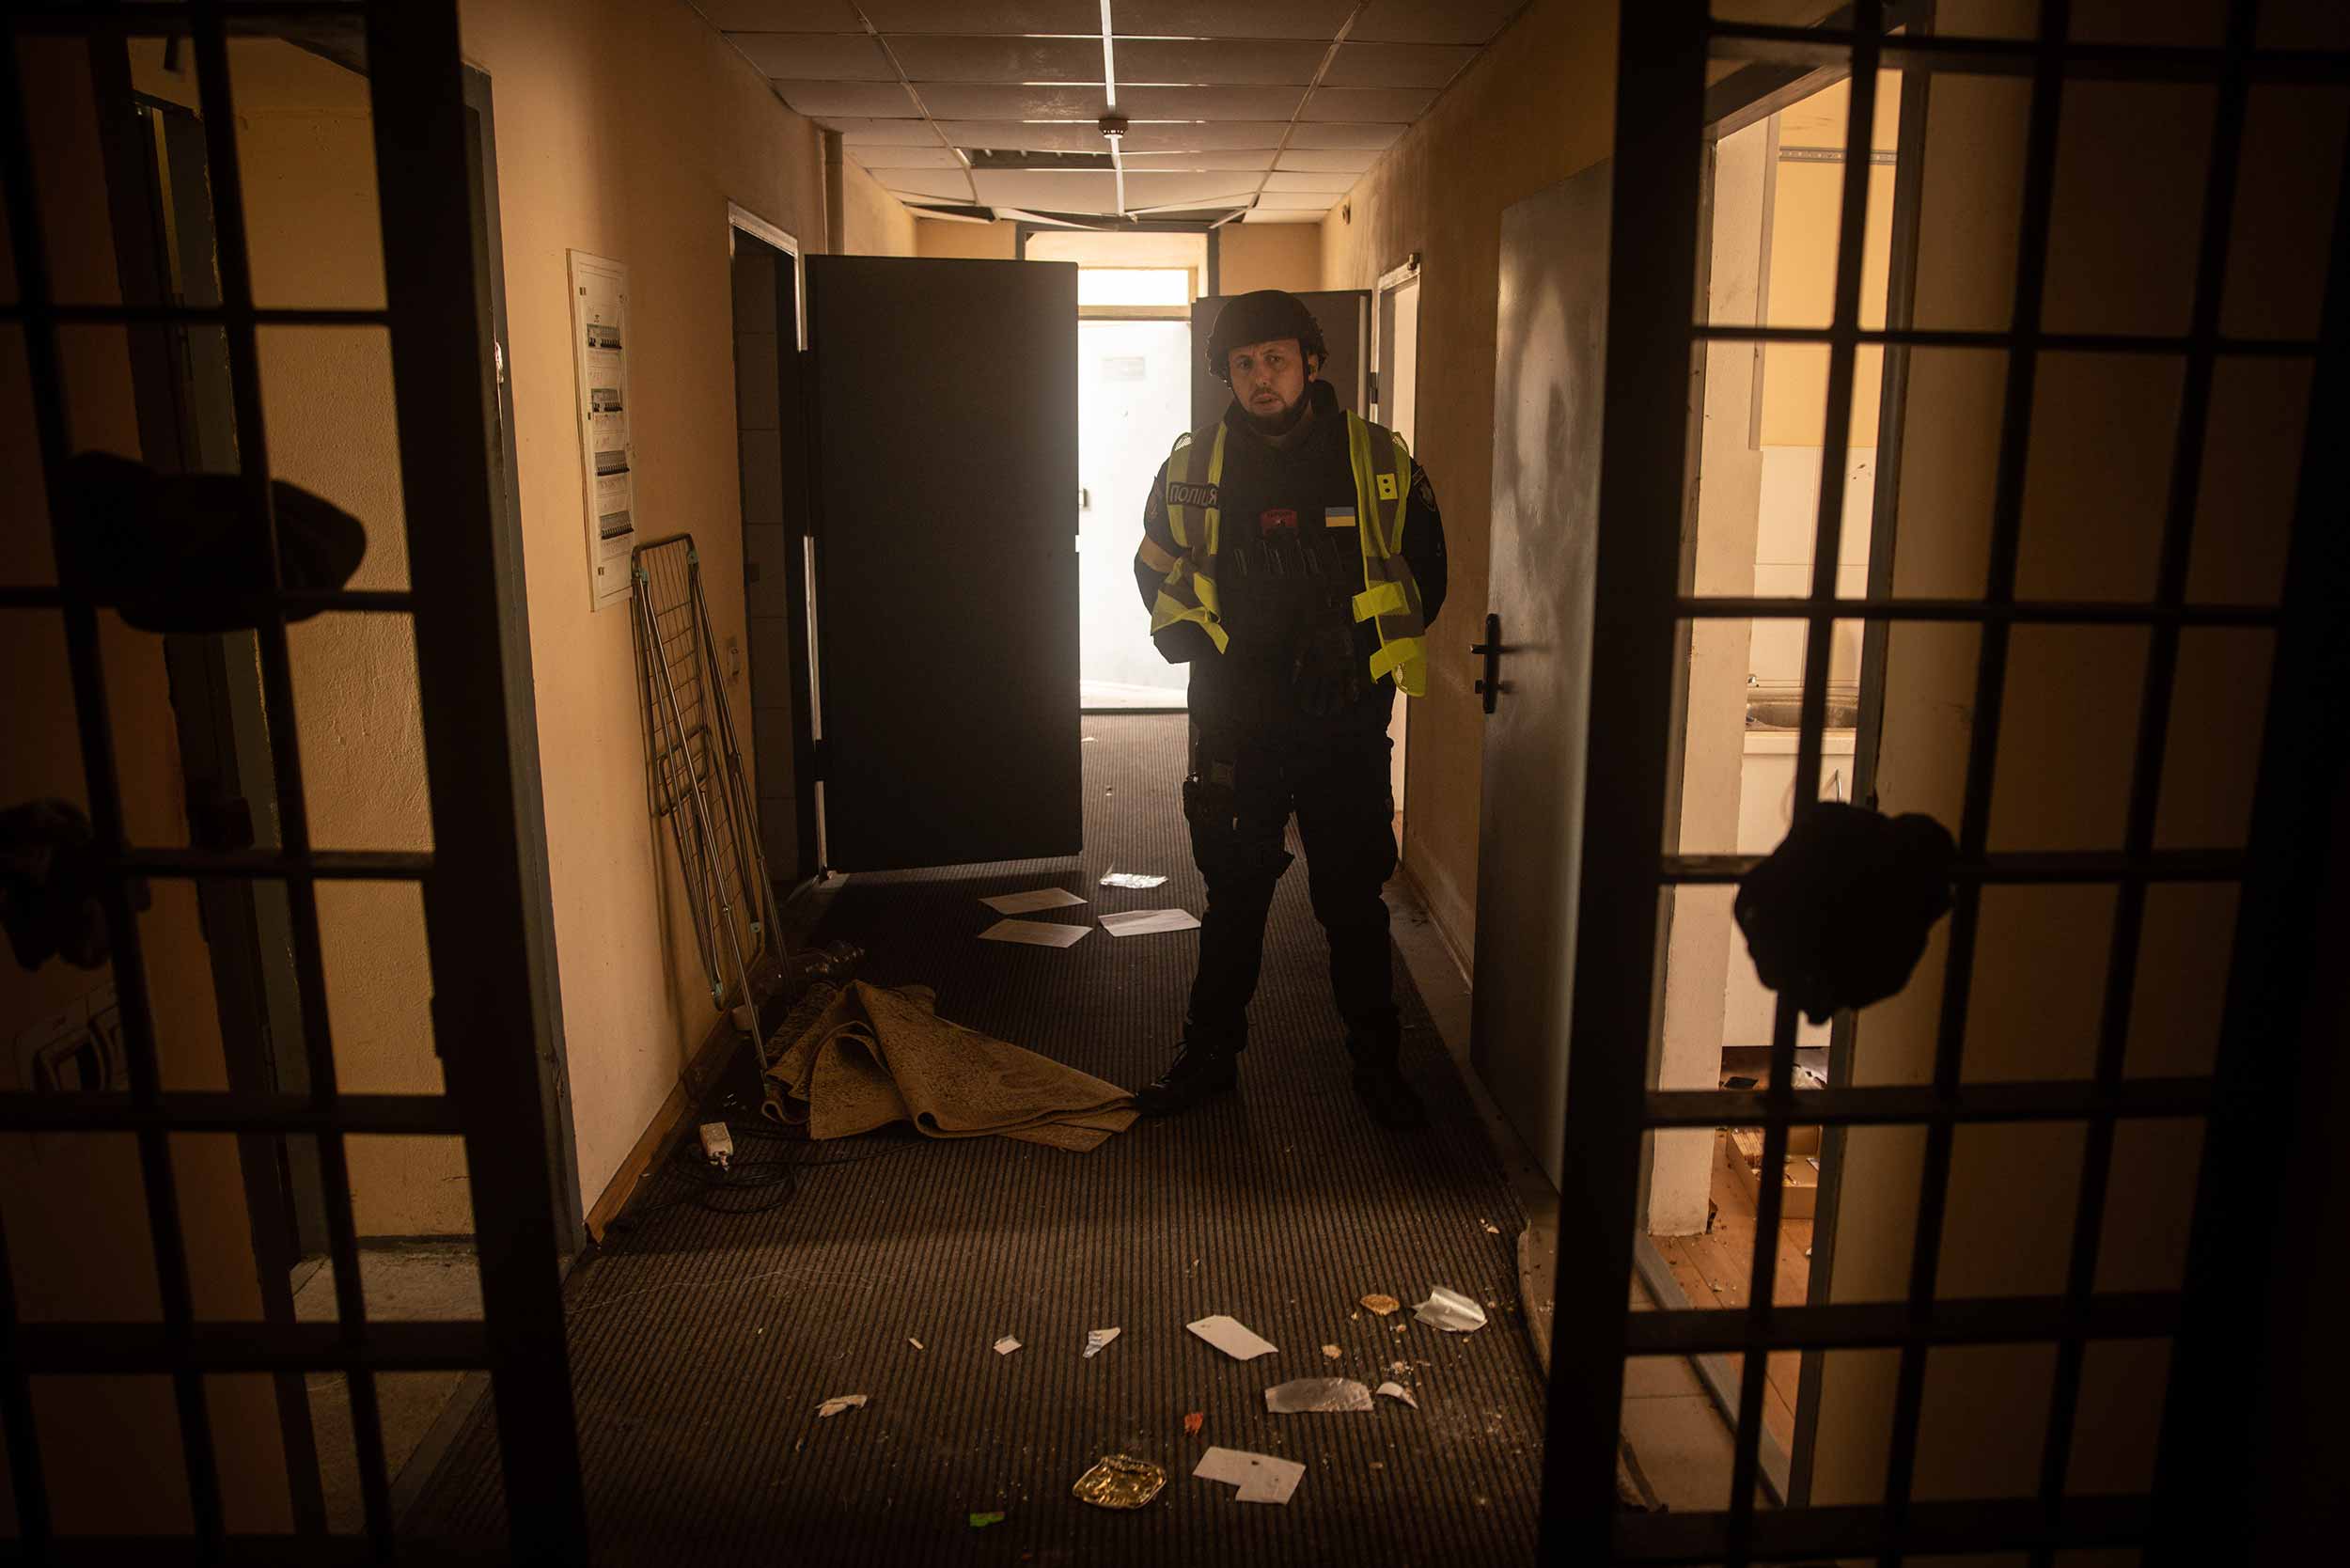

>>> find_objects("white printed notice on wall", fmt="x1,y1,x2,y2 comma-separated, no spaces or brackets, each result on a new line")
569,250,634,609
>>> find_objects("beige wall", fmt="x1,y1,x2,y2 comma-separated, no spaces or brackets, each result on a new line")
1812,0,2347,1508
842,158,917,256
458,0,854,1215
912,216,1321,297
1218,222,1322,294
3,39,290,1535
915,217,1019,259
1320,0,1623,952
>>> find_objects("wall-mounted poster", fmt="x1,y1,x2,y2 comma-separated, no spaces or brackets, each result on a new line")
569,250,634,609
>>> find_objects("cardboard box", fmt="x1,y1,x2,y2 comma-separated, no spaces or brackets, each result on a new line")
1722,1127,1820,1218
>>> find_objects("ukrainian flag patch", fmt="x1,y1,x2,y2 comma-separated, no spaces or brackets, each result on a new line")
1325,506,1356,528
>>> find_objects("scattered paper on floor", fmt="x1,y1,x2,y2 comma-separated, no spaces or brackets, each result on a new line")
815,1394,868,1419
980,887,1089,916
1195,1447,1306,1505
908,1337,924,1351
1321,1344,1341,1359
1187,1314,1277,1361
1099,870,1168,889
1375,1381,1418,1408
977,917,1090,948
994,1336,1021,1356
968,1512,1004,1529
1414,1286,1488,1333
1265,1377,1372,1414
1183,1411,1204,1435
1099,908,1201,936
1360,1293,1400,1315
1084,1327,1121,1358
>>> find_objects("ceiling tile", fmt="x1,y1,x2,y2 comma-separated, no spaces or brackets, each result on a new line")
1117,85,1305,119
917,83,1109,118
862,2,1101,33
698,1,866,29
1284,121,1405,150
1275,147,1380,172
728,33,894,80
772,79,922,117
1261,169,1355,192
1240,207,1324,222
1349,0,1523,46
1120,120,1291,151
1253,191,1339,209
1113,2,1357,39
852,144,968,167
1121,170,1266,207
1122,148,1277,170
1112,39,1328,86
834,118,951,145
1320,40,1479,88
970,168,1120,209
873,167,979,200
887,35,1104,83
1299,86,1434,121
936,119,1105,151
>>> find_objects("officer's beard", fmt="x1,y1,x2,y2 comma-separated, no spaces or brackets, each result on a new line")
1238,383,1315,443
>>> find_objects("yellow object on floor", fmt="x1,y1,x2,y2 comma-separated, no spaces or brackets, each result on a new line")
762,980,1138,1152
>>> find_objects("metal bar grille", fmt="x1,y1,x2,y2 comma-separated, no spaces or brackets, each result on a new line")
0,303,389,326
0,586,415,614
1723,1,1883,1548
1670,594,2280,625
0,12,224,1545
1691,321,2320,353
1548,0,2349,1561
0,0,583,1554
182,0,395,1538
2027,8,2259,1561
1663,846,2244,884
1708,22,2348,83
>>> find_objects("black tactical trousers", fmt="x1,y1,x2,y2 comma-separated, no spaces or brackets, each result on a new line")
1181,719,1400,1058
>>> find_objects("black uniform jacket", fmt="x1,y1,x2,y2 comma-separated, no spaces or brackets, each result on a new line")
1131,379,1448,738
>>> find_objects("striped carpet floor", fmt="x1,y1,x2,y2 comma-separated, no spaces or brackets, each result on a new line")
403,713,1545,1565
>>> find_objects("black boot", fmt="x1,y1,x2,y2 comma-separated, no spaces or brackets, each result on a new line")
1346,1016,1427,1130
1136,1039,1239,1117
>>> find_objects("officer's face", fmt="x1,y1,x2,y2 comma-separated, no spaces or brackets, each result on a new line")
1227,338,1313,417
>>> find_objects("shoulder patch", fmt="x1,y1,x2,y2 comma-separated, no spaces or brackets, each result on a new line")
1166,479,1219,510
1375,473,1401,502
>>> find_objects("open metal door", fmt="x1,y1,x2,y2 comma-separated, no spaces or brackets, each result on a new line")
1467,165,1611,1192
1535,3,2350,1561
803,255,1082,871
1189,288,1371,429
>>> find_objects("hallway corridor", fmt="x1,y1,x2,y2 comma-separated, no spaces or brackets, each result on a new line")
405,713,1545,1563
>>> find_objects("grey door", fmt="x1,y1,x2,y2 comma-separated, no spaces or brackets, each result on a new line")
1189,289,1371,430
804,256,1082,870
1468,163,1610,1188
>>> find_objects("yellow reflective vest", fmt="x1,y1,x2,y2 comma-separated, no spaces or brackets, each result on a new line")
1140,409,1431,698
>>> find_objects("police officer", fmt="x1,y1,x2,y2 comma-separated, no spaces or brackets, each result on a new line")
1129,290,1447,1128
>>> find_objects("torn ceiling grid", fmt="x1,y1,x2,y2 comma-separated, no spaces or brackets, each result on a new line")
699,0,1523,221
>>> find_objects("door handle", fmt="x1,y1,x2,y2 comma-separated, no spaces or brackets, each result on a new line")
1470,612,1503,715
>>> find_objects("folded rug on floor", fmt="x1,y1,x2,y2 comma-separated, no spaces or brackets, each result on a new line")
761,980,1138,1152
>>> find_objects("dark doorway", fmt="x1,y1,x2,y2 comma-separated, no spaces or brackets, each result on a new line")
729,216,821,890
